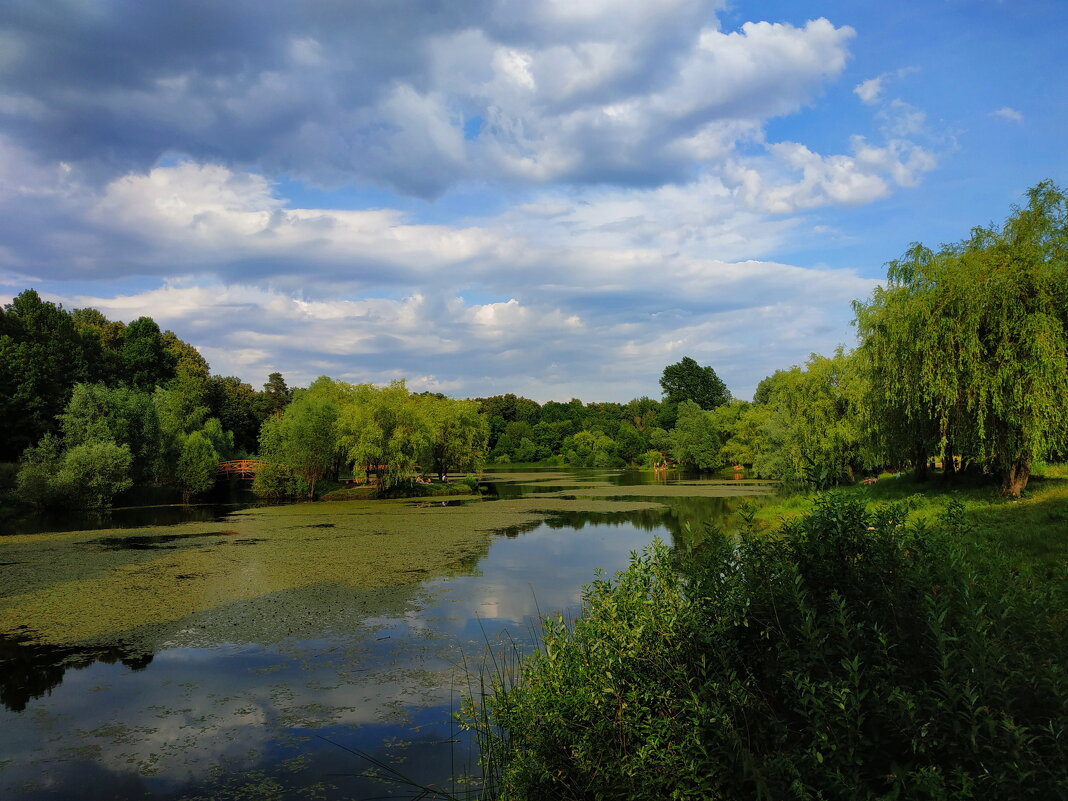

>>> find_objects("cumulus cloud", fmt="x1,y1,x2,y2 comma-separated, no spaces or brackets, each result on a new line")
0,3,939,401
853,66,917,106
0,2,855,195
853,76,884,105
726,136,935,214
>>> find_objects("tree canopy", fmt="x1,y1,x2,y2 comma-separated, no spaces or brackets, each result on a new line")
854,180,1068,496
659,357,731,410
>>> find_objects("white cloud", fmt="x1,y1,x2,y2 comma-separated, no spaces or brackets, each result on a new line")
992,106,1023,123
853,66,918,106
854,76,884,104
0,4,855,196
726,136,935,214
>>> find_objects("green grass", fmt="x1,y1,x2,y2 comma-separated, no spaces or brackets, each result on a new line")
752,469,1068,573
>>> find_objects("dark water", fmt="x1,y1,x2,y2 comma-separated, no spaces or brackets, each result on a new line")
0,469,770,800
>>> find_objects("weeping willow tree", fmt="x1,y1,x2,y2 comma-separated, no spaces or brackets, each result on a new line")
854,181,1068,496
336,381,430,490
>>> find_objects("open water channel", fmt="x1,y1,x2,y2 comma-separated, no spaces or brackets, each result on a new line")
0,468,773,800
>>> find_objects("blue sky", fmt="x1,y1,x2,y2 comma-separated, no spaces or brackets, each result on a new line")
0,0,1064,401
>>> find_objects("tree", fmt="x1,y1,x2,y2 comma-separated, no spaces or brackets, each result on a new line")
659,357,730,410
175,430,218,504
741,351,868,486
854,181,1068,496
208,375,262,454
419,396,489,481
337,381,429,491
154,385,210,482
72,307,125,385
60,383,161,483
58,439,134,509
122,317,176,392
670,401,734,470
257,382,339,498
262,372,292,419
0,289,89,458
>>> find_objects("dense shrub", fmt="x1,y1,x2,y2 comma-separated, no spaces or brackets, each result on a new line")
15,434,133,509
58,439,133,508
479,495,1067,800
251,462,309,500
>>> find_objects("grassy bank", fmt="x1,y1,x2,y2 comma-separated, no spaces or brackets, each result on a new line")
751,467,1068,572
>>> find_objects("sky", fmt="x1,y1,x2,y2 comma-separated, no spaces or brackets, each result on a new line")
0,0,1064,402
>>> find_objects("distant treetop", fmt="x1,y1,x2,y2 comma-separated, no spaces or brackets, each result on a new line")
659,357,730,410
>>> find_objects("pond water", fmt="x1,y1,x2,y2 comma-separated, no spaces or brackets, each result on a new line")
0,468,773,800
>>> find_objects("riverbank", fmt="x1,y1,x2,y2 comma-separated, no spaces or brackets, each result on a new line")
479,475,1068,799
751,466,1068,572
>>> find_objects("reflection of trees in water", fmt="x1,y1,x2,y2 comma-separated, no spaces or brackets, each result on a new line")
539,495,744,547
0,633,152,712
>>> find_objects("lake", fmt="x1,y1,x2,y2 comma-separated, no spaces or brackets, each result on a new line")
0,468,773,800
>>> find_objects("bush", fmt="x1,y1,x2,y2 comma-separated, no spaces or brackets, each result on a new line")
478,494,1067,800
15,434,66,507
57,439,133,509
251,463,309,500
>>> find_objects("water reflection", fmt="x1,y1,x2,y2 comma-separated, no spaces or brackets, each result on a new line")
0,468,771,799
0,633,153,713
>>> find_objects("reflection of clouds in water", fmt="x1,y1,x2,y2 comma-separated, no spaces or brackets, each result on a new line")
418,523,662,632
0,514,670,797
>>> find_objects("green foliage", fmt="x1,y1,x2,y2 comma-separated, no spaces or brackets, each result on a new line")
57,439,134,509
175,430,219,503
337,381,431,490
742,349,868,486
669,400,747,469
561,430,623,468
207,375,262,455
18,434,135,509
420,395,490,480
15,434,67,508
251,461,309,500
262,371,293,419
60,382,161,482
0,290,89,458
659,356,731,410
254,379,341,498
854,180,1068,496
122,316,177,392
480,495,1067,800
153,384,211,482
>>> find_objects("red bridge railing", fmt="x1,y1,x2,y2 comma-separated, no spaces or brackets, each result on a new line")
217,459,268,479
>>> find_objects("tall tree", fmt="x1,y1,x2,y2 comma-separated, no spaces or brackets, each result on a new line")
258,380,340,498
208,375,262,454
262,372,293,420
0,290,89,458
175,430,219,504
659,357,731,410
854,180,1068,496
419,396,489,481
337,381,429,490
60,383,161,483
122,317,176,392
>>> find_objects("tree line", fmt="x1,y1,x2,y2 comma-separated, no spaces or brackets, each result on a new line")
252,378,488,499
2,180,1064,505
0,291,296,506
473,181,1068,497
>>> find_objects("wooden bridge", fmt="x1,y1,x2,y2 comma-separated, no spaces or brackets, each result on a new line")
217,459,269,479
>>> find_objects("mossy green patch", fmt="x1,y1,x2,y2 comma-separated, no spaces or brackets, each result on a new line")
0,493,665,647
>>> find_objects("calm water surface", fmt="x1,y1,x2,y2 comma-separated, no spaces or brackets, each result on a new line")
0,468,772,800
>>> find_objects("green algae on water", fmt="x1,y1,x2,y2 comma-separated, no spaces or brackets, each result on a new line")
0,493,663,647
